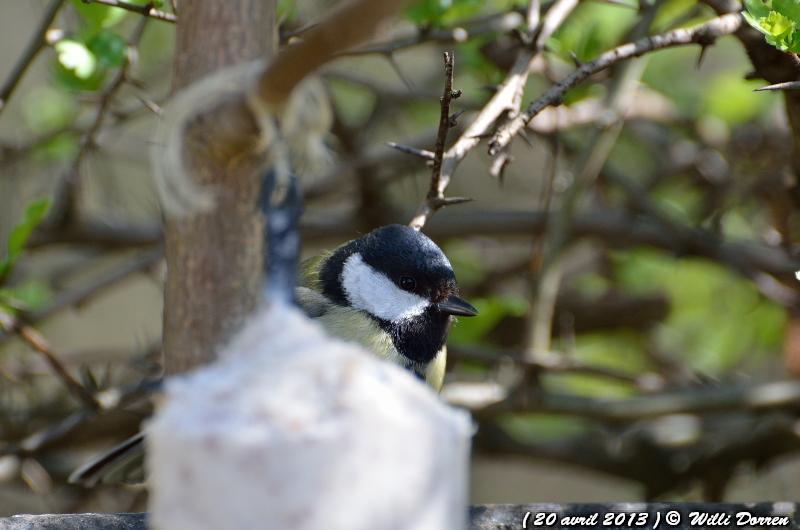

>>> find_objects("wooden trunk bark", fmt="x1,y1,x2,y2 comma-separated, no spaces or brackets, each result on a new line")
162,1,276,374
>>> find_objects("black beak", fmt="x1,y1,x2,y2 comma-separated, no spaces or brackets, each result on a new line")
438,295,479,317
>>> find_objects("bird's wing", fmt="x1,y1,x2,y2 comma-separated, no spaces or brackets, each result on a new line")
68,432,145,486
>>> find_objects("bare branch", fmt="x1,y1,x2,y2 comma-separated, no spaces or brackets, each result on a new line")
436,0,580,201
470,379,800,421
81,0,176,23
257,0,416,107
489,13,743,154
409,51,458,230
0,0,66,115
342,11,524,56
0,310,99,410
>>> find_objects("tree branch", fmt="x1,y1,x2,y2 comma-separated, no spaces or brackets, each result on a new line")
0,310,99,410
81,0,176,23
489,13,743,155
435,0,580,204
409,51,459,230
0,0,66,114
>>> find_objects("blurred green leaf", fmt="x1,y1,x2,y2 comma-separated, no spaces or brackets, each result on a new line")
406,0,484,27
70,0,160,30
89,30,127,67
0,281,52,311
444,240,485,288
501,414,589,442
548,2,637,62
55,39,98,80
21,86,77,134
652,0,697,31
32,132,80,164
278,0,298,22
449,295,528,345
744,0,800,52
613,249,786,373
0,198,51,282
703,73,771,125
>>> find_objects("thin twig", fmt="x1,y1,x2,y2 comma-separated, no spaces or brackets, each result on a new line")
409,51,458,230
386,141,435,160
81,0,176,23
489,13,743,154
49,14,150,227
0,0,66,114
0,310,99,410
341,11,525,56
436,0,579,193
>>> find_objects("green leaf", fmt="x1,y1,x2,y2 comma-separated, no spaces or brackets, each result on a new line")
0,281,52,311
89,30,127,67
55,39,98,80
449,295,528,345
32,132,80,163
406,0,484,27
773,0,800,21
744,0,771,19
703,72,771,125
21,86,77,134
0,198,51,281
743,0,800,52
71,0,129,30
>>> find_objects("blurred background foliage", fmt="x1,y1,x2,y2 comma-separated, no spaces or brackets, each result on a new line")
2,0,800,515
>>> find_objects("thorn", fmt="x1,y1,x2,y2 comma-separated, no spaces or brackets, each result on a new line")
434,196,473,207
386,141,435,160
518,129,534,149
754,80,800,92
696,44,709,69
489,149,512,180
449,109,465,127
569,51,583,68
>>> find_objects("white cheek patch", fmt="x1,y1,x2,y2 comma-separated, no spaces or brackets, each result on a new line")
341,253,430,322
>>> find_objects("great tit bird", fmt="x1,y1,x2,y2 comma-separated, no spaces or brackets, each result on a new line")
70,222,476,485
297,223,478,390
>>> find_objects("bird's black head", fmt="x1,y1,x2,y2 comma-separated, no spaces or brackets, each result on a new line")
320,224,477,363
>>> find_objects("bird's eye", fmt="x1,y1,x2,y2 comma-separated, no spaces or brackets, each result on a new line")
399,276,416,291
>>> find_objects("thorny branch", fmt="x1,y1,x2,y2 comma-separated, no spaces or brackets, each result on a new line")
409,52,470,230
489,13,743,155
436,0,580,197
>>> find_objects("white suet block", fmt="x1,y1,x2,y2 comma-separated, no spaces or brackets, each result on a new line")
147,304,472,530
